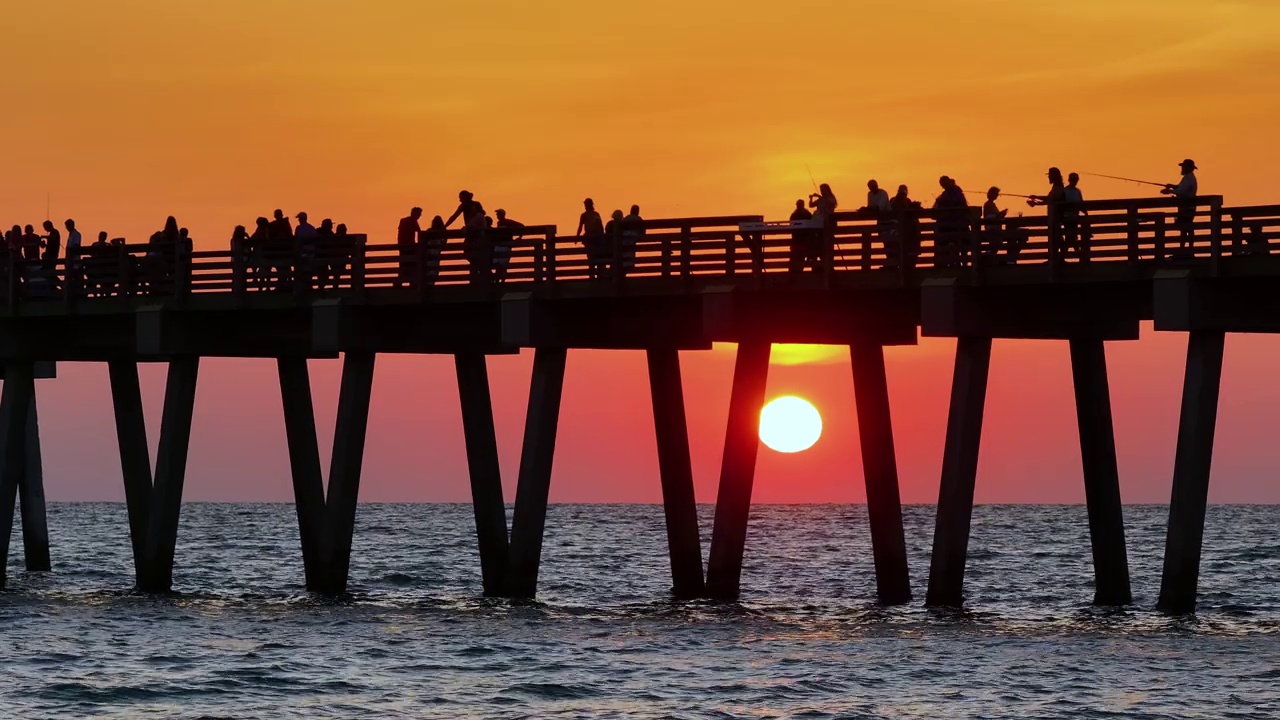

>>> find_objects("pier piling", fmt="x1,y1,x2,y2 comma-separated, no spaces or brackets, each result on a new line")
317,352,377,594
646,347,705,600
849,343,911,605
1158,330,1226,614
705,341,771,601
926,336,992,607
140,357,200,593
1068,338,1132,606
277,357,329,590
454,353,510,596
17,399,51,572
504,347,568,598
0,363,35,590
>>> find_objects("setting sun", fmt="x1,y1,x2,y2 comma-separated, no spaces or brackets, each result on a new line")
759,396,823,453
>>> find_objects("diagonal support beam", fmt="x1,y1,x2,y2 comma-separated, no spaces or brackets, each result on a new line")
504,348,568,599
139,356,200,593
455,353,510,597
646,347,705,600
277,357,329,590
705,341,771,601
318,352,377,594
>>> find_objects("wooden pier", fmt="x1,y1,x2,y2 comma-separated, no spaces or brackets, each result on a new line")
1,195,1277,614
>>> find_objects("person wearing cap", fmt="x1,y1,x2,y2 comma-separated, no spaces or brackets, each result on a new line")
1028,167,1069,259
396,206,423,287
932,176,968,267
1161,159,1199,245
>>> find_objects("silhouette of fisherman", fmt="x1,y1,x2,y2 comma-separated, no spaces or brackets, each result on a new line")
41,219,62,279
493,208,523,283
396,206,423,287
981,186,1007,252
808,183,838,270
577,198,605,278
1161,159,1199,246
932,176,969,267
789,198,816,275
1028,167,1067,259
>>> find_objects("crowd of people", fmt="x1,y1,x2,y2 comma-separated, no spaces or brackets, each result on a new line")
0,160,1205,298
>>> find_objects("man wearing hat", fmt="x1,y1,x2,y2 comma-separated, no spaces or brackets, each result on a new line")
1161,159,1199,245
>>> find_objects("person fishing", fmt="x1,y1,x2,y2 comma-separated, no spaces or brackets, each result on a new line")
932,176,968,267
1028,167,1068,259
808,183,838,269
982,186,1007,258
1161,159,1198,246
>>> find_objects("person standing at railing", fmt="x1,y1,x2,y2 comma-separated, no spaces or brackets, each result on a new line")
421,215,446,285
1063,172,1090,259
808,183,838,270
41,220,62,290
621,205,644,276
892,186,921,268
494,209,523,283
981,187,1008,259
1027,167,1067,261
266,209,293,290
788,199,816,276
932,177,969,267
577,198,605,279
395,207,422,289
295,213,316,287
314,218,335,289
248,217,270,290
1161,159,1198,247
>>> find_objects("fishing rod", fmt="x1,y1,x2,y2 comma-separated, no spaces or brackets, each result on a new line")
805,164,819,193
1082,172,1170,189
965,189,1033,200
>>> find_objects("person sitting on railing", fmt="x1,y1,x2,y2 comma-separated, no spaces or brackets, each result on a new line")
493,209,523,283
932,177,969,267
788,199,816,276
1161,159,1198,247
395,207,422,289
577,198,605,279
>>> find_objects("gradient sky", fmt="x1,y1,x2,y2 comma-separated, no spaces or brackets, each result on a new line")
3,1,1280,504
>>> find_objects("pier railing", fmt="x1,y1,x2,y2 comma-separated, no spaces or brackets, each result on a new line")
3,195,1270,308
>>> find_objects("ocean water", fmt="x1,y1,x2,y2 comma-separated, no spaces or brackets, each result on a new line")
1,503,1277,719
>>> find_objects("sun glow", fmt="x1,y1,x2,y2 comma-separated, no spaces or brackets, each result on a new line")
758,396,823,453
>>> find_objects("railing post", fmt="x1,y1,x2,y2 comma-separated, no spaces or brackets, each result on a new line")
1126,207,1139,267
861,228,872,272
353,238,367,298
174,242,190,304
232,239,247,301
1209,198,1223,276
533,232,545,284
1231,212,1244,256
725,230,736,278
1154,215,1167,264
679,224,691,281
612,226,624,292
1047,205,1062,279
416,233,428,295
7,258,17,309
661,231,672,279
546,230,557,286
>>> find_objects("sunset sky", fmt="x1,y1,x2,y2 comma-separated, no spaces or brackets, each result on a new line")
3,1,1280,505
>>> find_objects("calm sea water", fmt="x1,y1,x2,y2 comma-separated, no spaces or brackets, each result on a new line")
1,503,1276,718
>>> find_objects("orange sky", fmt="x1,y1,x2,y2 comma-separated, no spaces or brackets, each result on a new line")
4,1,1280,504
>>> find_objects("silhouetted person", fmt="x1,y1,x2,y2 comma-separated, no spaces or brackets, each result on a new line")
808,183,838,269
64,218,81,255
493,208,523,283
620,205,644,276
789,198,816,275
249,216,271,289
315,218,335,289
982,187,1008,258
6,225,21,257
421,215,446,285
863,180,891,213
1063,172,1089,258
295,211,317,283
41,220,62,284
1162,159,1199,246
1028,167,1067,259
891,185,922,268
445,190,479,228
932,176,969,266
577,198,605,278
22,224,41,261
396,207,423,287
88,231,110,296
266,209,293,288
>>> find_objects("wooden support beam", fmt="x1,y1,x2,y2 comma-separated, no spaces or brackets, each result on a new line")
317,352,377,594
277,358,328,590
926,336,991,607
849,343,911,605
139,356,200,593
0,363,34,590
1158,330,1225,614
705,341,771,600
454,353,510,596
646,348,705,600
108,361,153,585
1068,338,1132,606
504,348,568,599
17,398,50,571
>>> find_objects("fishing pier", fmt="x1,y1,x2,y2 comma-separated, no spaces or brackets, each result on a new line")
1,195,1277,614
